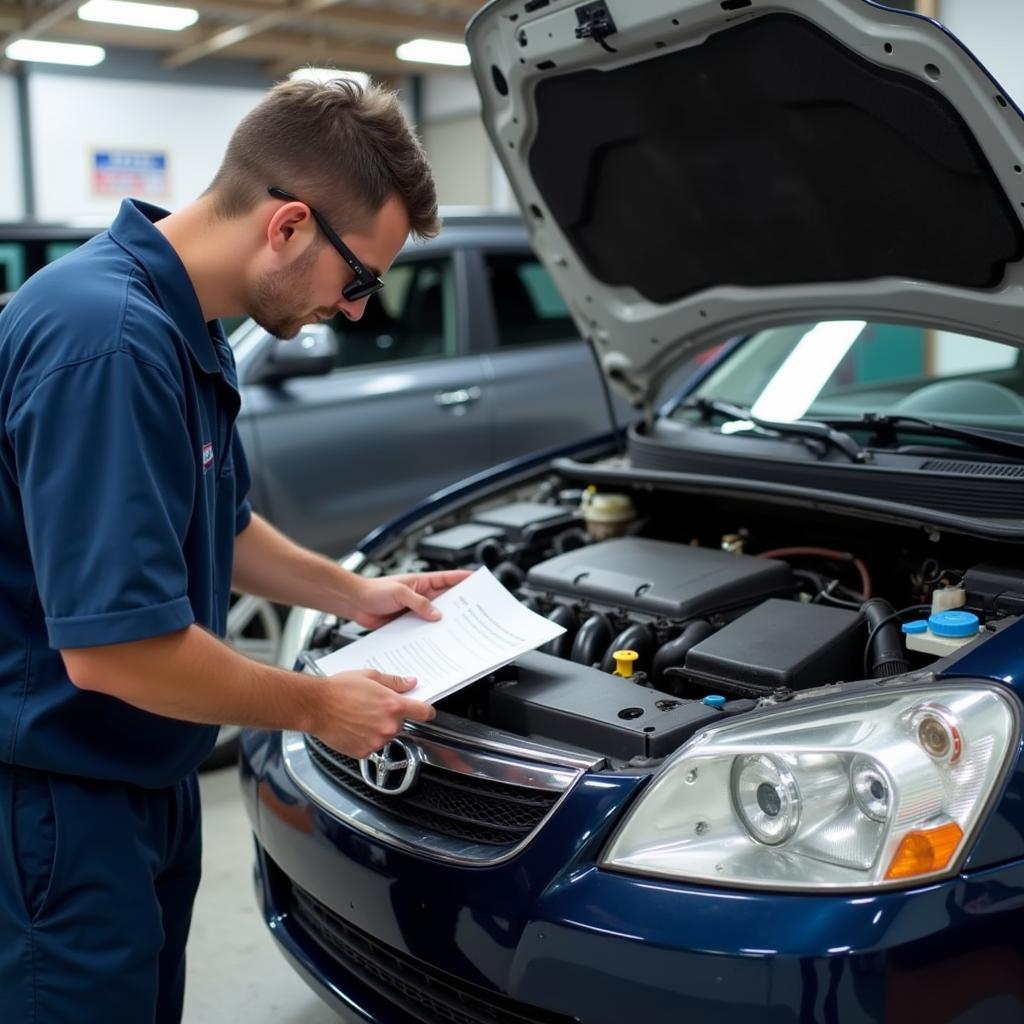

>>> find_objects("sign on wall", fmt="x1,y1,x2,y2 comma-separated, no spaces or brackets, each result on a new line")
91,149,168,197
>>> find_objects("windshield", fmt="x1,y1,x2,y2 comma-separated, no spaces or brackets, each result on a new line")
684,321,1024,430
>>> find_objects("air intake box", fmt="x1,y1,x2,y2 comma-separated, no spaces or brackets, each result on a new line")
526,537,792,619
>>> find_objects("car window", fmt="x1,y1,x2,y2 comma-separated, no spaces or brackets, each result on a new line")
0,235,94,294
328,257,457,370
485,252,575,348
0,244,26,292
686,321,1024,427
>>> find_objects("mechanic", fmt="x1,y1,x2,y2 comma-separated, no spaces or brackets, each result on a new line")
0,79,465,1023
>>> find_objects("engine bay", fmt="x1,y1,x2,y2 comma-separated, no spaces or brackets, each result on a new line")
307,476,1024,765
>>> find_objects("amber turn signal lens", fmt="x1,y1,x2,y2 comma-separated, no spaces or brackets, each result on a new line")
885,822,964,880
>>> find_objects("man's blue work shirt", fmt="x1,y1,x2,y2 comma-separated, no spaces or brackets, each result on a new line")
0,199,252,787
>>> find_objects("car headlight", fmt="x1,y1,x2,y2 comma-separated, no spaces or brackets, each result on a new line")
601,684,1018,890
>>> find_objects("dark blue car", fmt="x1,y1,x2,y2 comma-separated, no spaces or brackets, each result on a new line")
240,2,1024,1020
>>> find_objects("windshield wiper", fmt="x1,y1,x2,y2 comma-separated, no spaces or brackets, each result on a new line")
686,398,867,463
814,413,1024,462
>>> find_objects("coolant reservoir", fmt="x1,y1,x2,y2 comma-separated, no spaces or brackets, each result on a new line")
902,610,980,657
580,487,636,539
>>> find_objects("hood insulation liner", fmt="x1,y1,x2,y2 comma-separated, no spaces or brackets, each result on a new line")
528,13,1023,304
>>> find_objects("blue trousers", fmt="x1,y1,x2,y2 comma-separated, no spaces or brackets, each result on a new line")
0,765,202,1023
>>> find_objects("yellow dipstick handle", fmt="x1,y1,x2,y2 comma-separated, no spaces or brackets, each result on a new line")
613,649,639,678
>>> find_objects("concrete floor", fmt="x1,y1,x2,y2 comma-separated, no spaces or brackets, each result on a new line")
184,765,340,1024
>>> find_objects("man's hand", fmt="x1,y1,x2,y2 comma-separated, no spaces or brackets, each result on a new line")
312,668,435,757
349,570,472,630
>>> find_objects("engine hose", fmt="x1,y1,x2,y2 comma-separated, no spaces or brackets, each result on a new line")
541,605,578,660
552,527,591,555
861,598,910,678
492,561,525,591
651,620,717,683
571,613,613,666
758,546,872,599
473,538,504,567
600,623,658,674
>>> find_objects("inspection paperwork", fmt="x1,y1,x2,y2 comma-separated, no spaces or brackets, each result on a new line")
313,567,566,703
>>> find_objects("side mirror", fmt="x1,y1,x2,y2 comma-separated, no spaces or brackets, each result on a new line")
252,324,338,384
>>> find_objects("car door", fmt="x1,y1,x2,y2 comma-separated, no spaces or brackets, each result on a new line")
240,249,491,556
473,248,634,462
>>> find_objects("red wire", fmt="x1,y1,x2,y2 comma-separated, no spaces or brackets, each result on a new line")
757,546,872,599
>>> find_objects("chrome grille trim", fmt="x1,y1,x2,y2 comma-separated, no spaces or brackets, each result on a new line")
311,731,580,793
282,729,594,865
405,711,600,772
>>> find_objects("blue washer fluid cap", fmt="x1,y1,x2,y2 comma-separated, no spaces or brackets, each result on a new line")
928,610,980,638
703,695,727,709
901,619,928,634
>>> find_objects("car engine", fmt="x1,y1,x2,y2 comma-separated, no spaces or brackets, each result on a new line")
308,482,1024,766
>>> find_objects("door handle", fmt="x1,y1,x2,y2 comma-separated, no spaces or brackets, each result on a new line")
434,386,482,408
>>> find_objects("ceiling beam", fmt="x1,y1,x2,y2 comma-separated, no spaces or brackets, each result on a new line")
0,0,80,52
43,19,461,75
163,0,348,70
222,34,443,74
190,0,466,43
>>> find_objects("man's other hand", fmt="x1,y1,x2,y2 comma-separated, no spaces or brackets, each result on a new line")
350,570,472,630
312,668,434,758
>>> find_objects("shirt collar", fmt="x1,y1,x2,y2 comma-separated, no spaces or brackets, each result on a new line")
107,198,221,376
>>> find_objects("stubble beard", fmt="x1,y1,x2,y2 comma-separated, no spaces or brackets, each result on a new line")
248,244,320,340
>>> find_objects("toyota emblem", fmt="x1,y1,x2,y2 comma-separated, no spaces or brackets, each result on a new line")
359,738,421,795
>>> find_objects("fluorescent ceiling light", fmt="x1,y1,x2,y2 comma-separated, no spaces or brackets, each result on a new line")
5,39,106,65
396,38,470,66
78,0,198,30
289,67,369,86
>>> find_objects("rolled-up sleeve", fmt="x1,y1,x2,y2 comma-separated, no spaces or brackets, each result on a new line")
8,350,197,649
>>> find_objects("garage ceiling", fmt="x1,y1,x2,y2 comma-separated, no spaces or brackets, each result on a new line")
0,0,483,77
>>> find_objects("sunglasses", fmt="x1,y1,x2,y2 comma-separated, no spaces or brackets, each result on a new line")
267,186,384,302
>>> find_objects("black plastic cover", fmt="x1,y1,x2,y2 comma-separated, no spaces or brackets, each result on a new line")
417,523,505,564
488,651,722,760
685,599,864,692
473,502,578,542
526,537,792,619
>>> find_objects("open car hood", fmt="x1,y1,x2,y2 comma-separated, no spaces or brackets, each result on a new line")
467,0,1024,406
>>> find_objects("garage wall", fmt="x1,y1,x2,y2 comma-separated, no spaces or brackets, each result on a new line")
941,0,1024,109
420,71,514,210
422,115,492,207
0,75,24,220
27,72,266,223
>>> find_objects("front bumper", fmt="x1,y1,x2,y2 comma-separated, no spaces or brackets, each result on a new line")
240,728,1024,1024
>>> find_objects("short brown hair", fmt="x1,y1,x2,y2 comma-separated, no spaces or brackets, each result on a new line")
207,78,439,239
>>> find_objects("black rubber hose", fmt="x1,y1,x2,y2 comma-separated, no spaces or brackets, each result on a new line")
600,623,658,674
474,538,503,567
861,598,910,678
541,605,578,660
492,561,525,591
651,621,717,683
552,527,590,555
571,613,613,666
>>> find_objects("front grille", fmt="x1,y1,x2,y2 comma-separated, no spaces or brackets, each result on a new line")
305,736,560,847
289,882,576,1024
